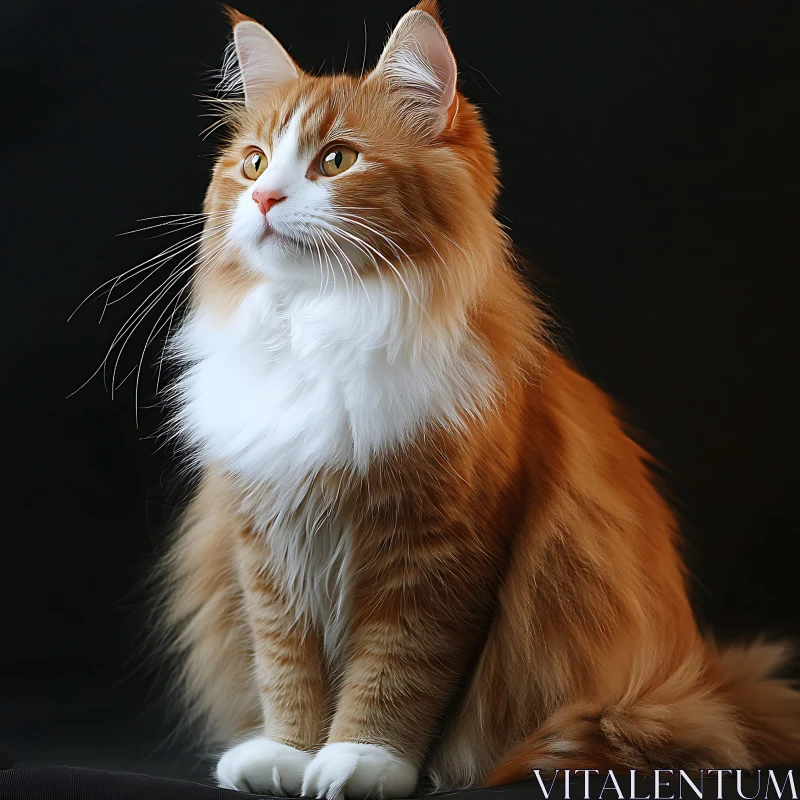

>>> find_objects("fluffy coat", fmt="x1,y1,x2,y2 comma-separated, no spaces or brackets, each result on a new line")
160,2,800,796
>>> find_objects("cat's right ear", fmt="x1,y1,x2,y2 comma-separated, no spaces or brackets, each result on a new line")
224,7,300,108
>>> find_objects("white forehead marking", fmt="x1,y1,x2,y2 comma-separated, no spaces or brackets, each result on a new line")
272,103,307,160
252,104,308,194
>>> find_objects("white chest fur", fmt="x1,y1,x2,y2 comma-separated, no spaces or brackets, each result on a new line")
175,280,495,486
174,279,495,655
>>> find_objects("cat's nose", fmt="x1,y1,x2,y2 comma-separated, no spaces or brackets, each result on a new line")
252,188,287,216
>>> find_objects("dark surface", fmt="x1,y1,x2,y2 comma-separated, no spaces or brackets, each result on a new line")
0,766,250,800
2,768,798,800
1,0,799,779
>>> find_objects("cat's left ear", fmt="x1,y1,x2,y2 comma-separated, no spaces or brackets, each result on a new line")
225,8,300,108
369,1,458,136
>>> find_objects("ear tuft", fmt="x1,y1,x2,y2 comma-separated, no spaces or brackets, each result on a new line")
371,8,457,137
414,0,442,24
225,15,300,108
222,5,256,26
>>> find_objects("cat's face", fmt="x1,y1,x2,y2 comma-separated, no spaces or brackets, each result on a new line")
202,2,499,292
218,72,449,285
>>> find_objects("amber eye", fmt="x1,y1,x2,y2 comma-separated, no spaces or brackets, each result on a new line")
242,150,268,180
320,146,358,177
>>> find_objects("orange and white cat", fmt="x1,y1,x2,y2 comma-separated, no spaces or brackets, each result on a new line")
163,2,800,797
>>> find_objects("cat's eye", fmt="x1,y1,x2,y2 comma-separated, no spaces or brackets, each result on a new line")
242,150,268,180
320,146,358,177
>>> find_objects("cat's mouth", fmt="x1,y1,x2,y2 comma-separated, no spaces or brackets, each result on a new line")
256,221,292,249
256,218,278,243
255,222,314,259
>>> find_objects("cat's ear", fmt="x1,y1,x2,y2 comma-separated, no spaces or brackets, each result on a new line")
225,8,300,108
369,2,458,136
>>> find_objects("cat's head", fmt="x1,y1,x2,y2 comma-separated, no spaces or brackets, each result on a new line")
201,1,502,304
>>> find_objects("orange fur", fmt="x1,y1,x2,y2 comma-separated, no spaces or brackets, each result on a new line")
161,1,800,792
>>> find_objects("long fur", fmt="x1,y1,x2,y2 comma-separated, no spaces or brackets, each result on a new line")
158,1,800,794
485,642,800,785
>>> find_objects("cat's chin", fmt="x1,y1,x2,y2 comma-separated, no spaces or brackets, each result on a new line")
242,236,327,284
253,224,300,251
240,233,373,289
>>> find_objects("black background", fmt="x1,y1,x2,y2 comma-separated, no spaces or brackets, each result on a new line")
2,0,798,780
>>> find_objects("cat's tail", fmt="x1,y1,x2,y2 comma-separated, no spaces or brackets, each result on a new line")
485,640,800,785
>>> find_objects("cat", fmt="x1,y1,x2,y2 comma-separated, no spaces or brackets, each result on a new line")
160,2,800,797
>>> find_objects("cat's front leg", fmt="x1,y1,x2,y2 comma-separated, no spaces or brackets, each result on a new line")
302,526,496,800
216,533,327,795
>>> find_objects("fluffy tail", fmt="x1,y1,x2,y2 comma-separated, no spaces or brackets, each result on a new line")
485,641,800,785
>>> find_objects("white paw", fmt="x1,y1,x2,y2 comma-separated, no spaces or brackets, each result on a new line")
301,742,418,800
216,737,313,794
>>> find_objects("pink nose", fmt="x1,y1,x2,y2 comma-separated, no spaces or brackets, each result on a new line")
252,188,287,215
